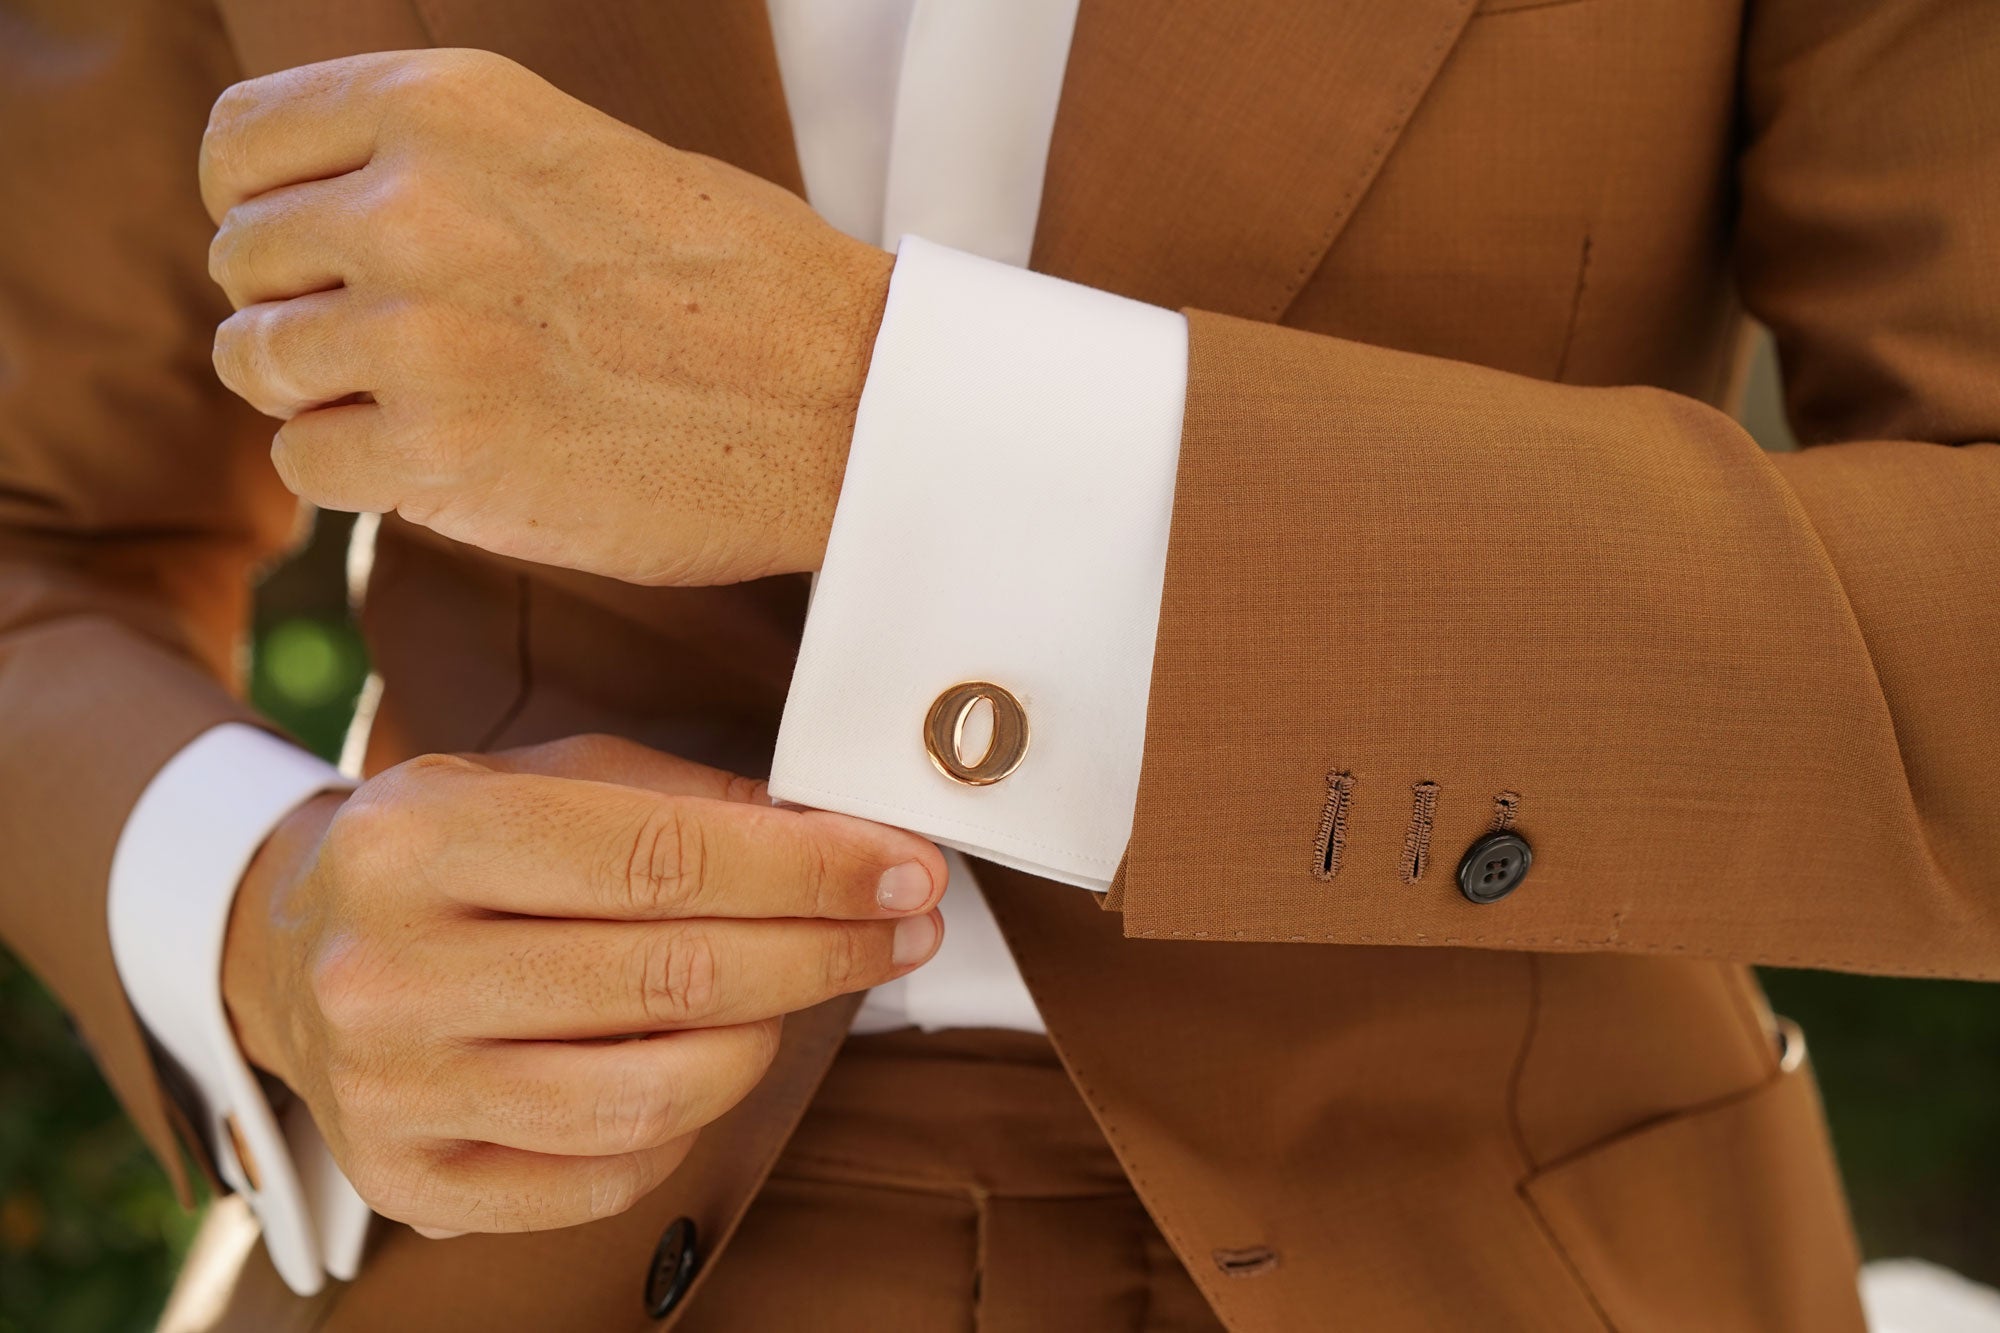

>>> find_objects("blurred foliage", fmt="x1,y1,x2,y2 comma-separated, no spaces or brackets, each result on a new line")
1,513,367,1333
1762,970,2000,1283
250,615,370,761
3,358,1999,1332
0,957,205,1333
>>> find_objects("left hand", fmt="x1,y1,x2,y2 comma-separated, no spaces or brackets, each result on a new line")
201,49,893,586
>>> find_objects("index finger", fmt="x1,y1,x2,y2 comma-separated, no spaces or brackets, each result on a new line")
395,766,947,922
199,51,412,222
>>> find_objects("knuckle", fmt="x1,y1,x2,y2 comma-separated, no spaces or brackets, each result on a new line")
635,928,719,1025
428,47,517,92
202,80,257,160
200,80,277,213
387,752,484,830
384,50,493,122
585,1155,653,1222
801,839,838,920
323,1049,403,1127
719,773,770,807
206,223,242,294
309,940,398,1036
400,750,483,785
591,1067,672,1154
320,788,382,853
348,1151,436,1227
213,304,303,415
210,313,252,393
268,420,308,496
321,786,412,876
257,302,308,365
366,167,430,235
206,194,281,299
746,1017,783,1074
205,80,255,134
365,172,471,285
819,924,875,995
623,805,702,914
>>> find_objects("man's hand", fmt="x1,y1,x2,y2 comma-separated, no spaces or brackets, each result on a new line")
221,735,944,1236
201,49,893,586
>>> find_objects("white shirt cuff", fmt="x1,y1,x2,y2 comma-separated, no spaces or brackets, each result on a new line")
770,236,1187,891
107,723,368,1295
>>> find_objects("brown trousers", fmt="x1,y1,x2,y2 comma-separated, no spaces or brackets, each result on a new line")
163,1029,1225,1332
683,1028,1223,1331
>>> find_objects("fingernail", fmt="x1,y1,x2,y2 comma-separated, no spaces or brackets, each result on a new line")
891,912,940,967
876,861,933,913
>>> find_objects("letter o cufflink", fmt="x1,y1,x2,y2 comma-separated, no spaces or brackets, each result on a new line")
923,681,1029,786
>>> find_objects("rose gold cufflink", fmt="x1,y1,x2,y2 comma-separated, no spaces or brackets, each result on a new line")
923,681,1029,786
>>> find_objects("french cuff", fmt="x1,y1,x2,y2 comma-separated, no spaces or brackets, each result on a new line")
769,236,1187,891
107,723,369,1296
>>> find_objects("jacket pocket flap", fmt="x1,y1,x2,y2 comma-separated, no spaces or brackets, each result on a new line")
1523,1064,1864,1332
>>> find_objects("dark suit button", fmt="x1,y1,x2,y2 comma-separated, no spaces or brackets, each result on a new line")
1457,832,1532,903
643,1216,701,1318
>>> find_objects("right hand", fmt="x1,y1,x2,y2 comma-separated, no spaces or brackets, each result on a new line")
221,734,946,1236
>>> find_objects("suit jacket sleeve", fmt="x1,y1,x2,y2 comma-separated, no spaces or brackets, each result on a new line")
0,0,298,1197
1115,0,2000,980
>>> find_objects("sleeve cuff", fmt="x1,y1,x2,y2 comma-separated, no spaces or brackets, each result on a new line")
106,723,368,1295
769,236,1188,890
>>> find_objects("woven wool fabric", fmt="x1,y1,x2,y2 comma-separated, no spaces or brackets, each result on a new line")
7,0,1997,1327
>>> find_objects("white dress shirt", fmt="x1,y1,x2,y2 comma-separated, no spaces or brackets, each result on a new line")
106,0,1187,1294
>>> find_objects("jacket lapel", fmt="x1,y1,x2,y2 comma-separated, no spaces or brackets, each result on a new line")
405,0,804,193
287,0,1468,321
1033,0,1479,319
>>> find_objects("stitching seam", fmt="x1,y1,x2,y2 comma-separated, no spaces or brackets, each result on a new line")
1553,232,1594,382
1505,954,1543,1172
1122,925,1990,978
980,904,1242,1329
1516,1184,1620,1332
1270,4,1476,321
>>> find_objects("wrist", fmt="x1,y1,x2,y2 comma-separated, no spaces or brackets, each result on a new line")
788,242,895,575
222,791,344,1088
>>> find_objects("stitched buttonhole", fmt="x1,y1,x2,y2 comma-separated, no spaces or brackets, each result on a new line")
1312,771,1355,881
1401,781,1440,884
1491,790,1520,831
1213,1246,1281,1278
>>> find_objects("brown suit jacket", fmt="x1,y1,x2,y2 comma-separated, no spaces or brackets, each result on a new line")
6,0,1996,1327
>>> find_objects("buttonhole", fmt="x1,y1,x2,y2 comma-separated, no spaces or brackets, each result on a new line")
1213,1246,1280,1278
1401,781,1440,884
1312,771,1355,881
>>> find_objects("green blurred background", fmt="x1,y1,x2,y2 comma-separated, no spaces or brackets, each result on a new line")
1,337,1996,1331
